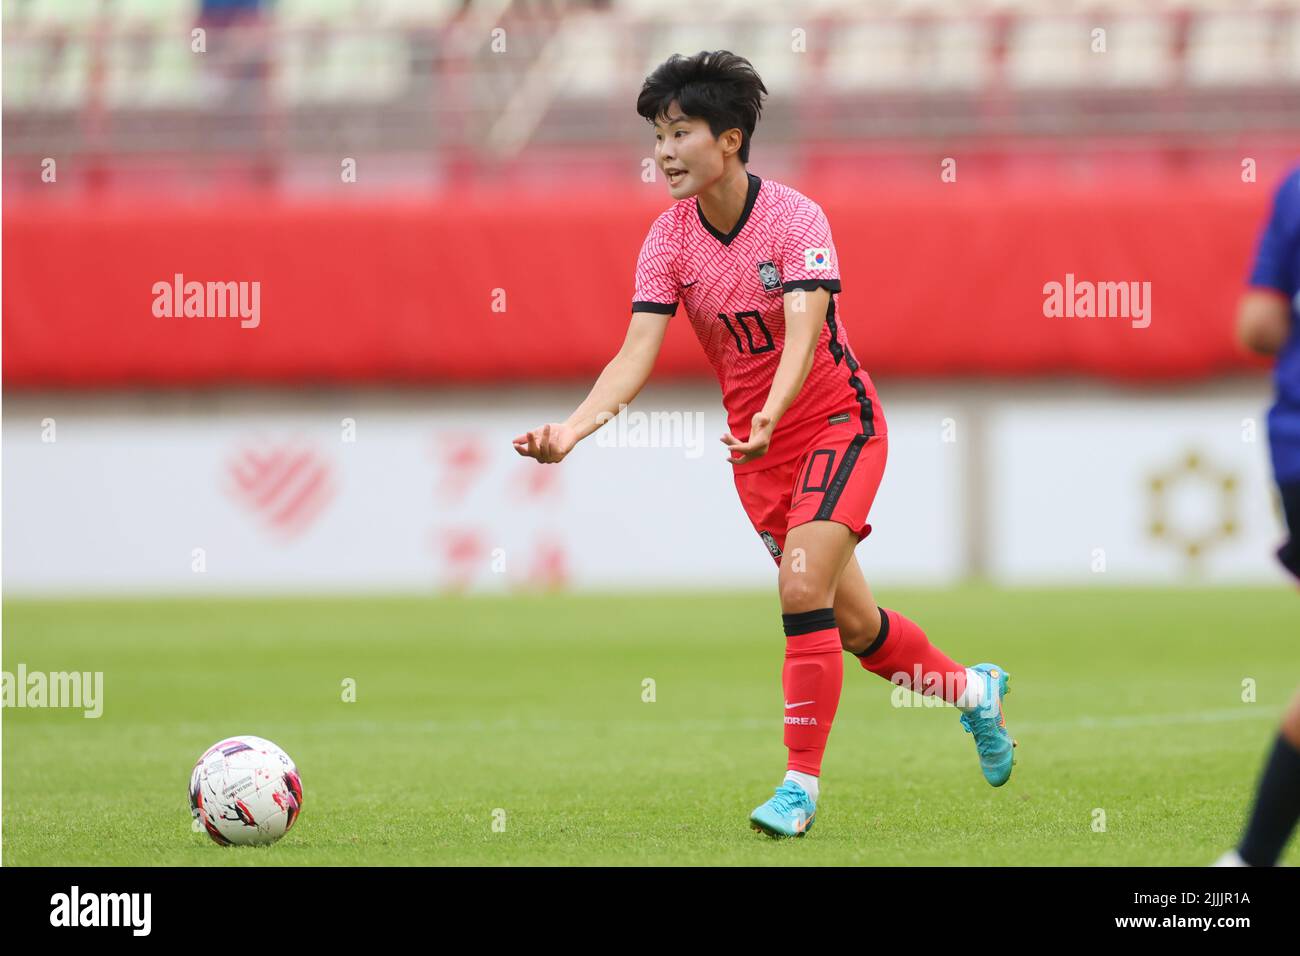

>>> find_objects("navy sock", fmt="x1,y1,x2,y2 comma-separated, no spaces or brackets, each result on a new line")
1238,732,1300,867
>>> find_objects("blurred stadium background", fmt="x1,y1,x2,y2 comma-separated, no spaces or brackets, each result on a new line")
4,0,1300,595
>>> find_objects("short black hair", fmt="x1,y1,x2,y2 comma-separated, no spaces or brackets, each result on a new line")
637,51,768,165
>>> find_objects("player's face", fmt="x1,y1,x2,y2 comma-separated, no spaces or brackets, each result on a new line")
654,104,727,199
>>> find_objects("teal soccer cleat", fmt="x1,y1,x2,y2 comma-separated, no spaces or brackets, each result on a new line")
959,663,1017,787
749,780,816,838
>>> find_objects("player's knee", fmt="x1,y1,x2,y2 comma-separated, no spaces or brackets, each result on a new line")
778,575,831,615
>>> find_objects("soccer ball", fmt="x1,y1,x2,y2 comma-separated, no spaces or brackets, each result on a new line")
189,735,303,846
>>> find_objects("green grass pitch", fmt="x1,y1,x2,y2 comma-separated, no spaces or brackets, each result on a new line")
4,586,1299,866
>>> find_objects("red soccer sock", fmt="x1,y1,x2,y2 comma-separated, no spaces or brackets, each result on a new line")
855,607,968,704
781,608,844,776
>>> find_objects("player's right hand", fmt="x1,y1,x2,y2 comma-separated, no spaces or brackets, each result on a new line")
512,423,577,464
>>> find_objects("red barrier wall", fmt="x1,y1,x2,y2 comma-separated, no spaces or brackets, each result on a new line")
2,181,1274,389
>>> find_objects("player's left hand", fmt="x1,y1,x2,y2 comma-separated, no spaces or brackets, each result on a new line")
722,412,775,465
512,422,577,464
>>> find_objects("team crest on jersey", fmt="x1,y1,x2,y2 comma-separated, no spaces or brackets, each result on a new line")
760,530,783,559
757,260,781,291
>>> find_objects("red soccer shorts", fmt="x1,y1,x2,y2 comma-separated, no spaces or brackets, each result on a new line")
734,424,888,566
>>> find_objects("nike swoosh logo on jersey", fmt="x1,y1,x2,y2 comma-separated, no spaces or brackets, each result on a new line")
785,700,815,709
680,280,697,288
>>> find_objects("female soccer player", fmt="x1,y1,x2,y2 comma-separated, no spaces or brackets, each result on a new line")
513,51,1015,837
1216,164,1300,867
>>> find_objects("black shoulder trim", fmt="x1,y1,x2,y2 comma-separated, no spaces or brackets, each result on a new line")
631,301,677,315
783,279,841,294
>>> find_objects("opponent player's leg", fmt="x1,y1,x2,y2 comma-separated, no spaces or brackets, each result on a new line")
1223,686,1300,866
1217,480,1300,866
833,550,1017,786
750,518,856,837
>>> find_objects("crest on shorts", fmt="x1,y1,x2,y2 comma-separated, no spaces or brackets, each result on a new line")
759,530,783,558
757,260,781,291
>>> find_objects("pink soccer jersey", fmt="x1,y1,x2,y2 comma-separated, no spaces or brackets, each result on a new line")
632,173,886,474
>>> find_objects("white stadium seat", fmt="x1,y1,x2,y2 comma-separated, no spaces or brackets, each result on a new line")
824,20,914,91
1185,12,1276,86
742,21,810,93
552,15,626,99
1284,12,1300,82
275,29,408,104
372,0,463,27
917,17,992,91
112,0,197,27
277,0,365,27
14,0,104,29
1005,16,1092,89
1098,15,1176,89
105,29,202,108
